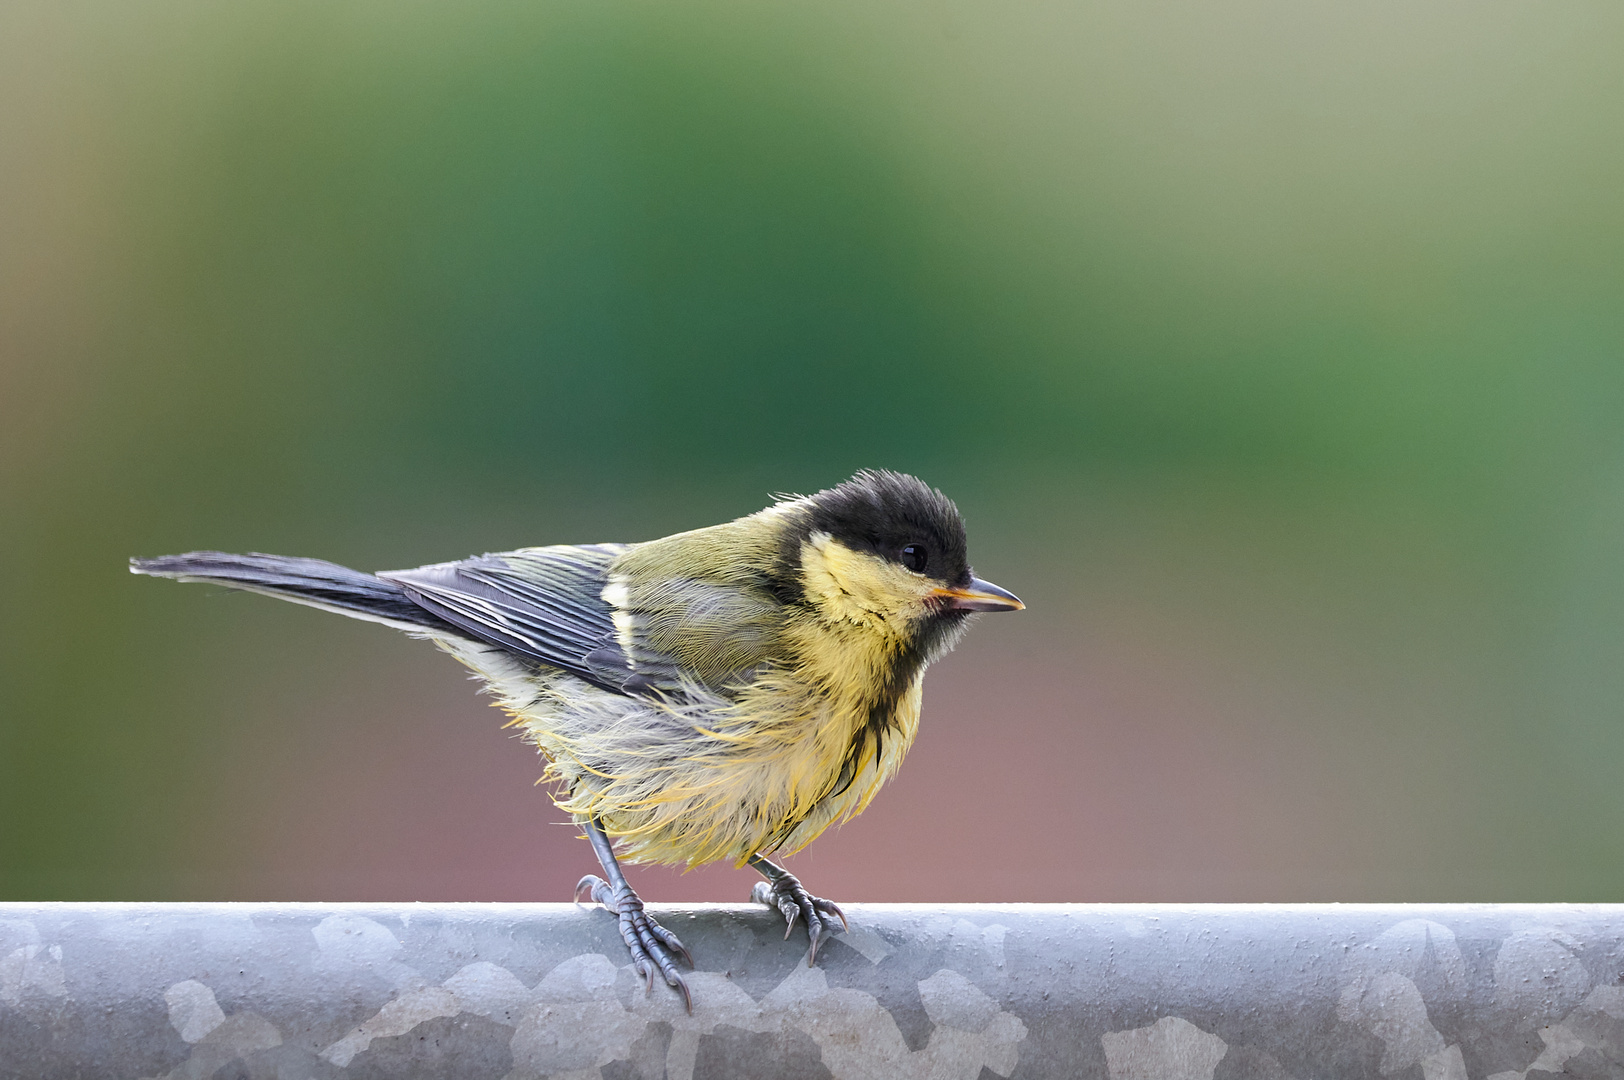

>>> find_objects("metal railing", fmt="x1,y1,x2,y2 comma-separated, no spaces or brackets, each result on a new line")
2,902,1621,1078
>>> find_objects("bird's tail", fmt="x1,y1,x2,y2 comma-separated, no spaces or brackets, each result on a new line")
130,551,445,633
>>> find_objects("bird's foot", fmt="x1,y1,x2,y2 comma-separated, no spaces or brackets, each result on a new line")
575,874,693,1010
751,874,848,965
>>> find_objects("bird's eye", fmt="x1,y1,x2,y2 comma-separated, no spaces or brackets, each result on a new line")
900,544,927,573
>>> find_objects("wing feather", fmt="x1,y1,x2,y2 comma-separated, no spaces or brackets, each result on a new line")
381,544,635,691
382,536,790,699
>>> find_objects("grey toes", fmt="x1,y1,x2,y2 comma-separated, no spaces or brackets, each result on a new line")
751,876,846,964
618,905,691,1009
577,879,692,1012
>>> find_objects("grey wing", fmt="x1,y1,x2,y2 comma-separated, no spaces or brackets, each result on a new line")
380,544,644,694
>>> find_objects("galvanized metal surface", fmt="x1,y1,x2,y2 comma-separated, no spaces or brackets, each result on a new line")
1,902,1621,1078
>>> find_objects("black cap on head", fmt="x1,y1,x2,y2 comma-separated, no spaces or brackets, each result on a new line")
798,469,971,586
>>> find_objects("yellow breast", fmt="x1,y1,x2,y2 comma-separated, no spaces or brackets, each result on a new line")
474,529,942,868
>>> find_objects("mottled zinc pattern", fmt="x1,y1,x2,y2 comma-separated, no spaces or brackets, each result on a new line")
1,904,1622,1078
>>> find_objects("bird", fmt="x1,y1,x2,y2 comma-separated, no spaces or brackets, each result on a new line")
130,469,1023,1007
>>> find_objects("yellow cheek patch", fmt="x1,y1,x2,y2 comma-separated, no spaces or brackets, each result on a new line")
799,533,934,635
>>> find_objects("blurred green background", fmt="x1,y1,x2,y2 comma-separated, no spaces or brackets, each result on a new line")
3,0,1623,903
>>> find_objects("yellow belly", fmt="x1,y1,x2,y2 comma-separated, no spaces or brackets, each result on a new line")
536,673,921,867
442,613,926,868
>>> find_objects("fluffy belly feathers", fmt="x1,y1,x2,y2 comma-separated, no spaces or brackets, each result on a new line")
443,637,922,867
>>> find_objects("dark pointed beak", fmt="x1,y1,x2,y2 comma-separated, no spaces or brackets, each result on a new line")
932,577,1025,612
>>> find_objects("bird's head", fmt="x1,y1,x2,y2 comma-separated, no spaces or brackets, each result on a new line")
771,470,1023,650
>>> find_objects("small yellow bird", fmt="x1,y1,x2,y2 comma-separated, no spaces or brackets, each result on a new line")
132,469,1023,1007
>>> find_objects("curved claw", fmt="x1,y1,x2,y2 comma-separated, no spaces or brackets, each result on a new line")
750,874,846,965
575,875,608,907
576,876,693,1013
811,896,849,933
672,971,693,1013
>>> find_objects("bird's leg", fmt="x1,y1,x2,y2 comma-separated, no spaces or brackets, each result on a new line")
575,817,692,1010
747,854,848,965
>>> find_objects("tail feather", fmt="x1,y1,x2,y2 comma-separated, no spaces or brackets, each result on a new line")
130,551,448,634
